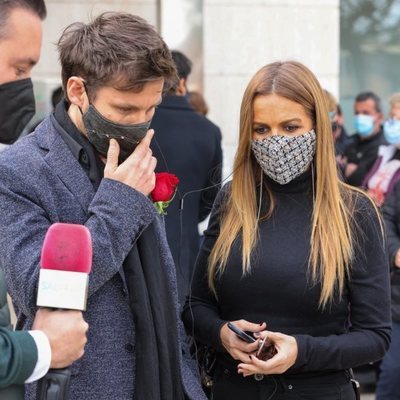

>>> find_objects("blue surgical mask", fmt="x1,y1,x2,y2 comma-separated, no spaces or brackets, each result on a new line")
383,119,400,145
354,114,375,137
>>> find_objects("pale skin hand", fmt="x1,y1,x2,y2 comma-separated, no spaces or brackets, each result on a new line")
237,330,298,377
394,248,400,269
345,163,358,178
336,155,346,167
220,320,266,363
104,129,157,196
32,308,89,369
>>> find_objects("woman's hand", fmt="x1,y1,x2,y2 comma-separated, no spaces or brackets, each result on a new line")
237,330,298,376
220,320,266,363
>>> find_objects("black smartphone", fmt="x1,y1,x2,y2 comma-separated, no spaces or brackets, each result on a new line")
227,322,256,343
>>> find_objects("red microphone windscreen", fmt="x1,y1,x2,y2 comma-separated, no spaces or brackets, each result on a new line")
40,223,92,273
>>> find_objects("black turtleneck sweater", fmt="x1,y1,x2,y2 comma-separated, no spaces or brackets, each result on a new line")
182,171,391,375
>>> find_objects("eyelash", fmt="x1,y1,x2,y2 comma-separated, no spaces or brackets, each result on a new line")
253,125,300,134
254,126,268,134
15,68,26,77
118,108,133,113
285,125,300,132
118,106,157,114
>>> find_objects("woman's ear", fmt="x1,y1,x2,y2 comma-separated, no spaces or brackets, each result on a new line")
66,77,88,110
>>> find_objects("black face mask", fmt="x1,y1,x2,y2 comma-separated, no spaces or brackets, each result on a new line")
0,78,36,144
82,104,151,162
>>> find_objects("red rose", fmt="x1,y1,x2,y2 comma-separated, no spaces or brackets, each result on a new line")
151,173,179,214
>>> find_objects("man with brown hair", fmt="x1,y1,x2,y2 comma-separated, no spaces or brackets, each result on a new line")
0,11,206,400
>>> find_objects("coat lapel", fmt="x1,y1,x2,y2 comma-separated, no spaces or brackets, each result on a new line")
36,116,95,214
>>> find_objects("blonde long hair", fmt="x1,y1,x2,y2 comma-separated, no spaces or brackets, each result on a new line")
208,61,375,308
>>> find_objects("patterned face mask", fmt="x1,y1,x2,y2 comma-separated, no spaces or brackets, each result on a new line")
251,129,316,185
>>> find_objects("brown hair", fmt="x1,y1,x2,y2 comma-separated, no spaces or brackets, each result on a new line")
188,91,209,116
0,0,46,39
208,61,381,308
57,12,178,99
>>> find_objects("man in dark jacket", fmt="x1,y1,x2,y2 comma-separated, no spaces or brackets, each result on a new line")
151,51,223,307
343,91,386,187
0,1,88,398
379,187,400,399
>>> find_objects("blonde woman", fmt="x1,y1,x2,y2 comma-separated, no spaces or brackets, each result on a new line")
183,61,391,400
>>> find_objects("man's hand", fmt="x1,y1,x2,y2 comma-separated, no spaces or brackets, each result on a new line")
32,308,88,369
104,130,157,196
394,248,400,268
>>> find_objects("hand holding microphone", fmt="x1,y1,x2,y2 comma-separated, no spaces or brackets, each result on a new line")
32,308,88,369
36,223,92,400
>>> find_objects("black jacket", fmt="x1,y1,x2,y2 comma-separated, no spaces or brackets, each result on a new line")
382,183,400,321
344,129,386,187
150,95,223,307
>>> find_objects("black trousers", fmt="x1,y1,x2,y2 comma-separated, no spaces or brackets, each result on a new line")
211,364,356,400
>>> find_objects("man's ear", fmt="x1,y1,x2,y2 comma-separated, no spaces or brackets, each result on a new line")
66,77,88,110
175,78,187,96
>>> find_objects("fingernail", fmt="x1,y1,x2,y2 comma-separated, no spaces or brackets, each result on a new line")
254,332,261,338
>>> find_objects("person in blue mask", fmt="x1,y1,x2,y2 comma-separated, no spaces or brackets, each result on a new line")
343,91,385,186
361,93,400,205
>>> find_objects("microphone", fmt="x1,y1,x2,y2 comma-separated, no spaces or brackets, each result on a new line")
36,223,92,310
36,223,92,400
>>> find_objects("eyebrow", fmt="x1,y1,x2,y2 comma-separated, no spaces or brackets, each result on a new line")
12,57,38,67
253,118,303,125
112,99,162,111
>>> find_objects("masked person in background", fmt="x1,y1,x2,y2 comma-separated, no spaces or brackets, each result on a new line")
377,95,400,399
183,61,391,400
0,0,37,151
361,93,400,206
0,1,88,399
0,11,206,400
342,91,385,187
323,90,354,169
